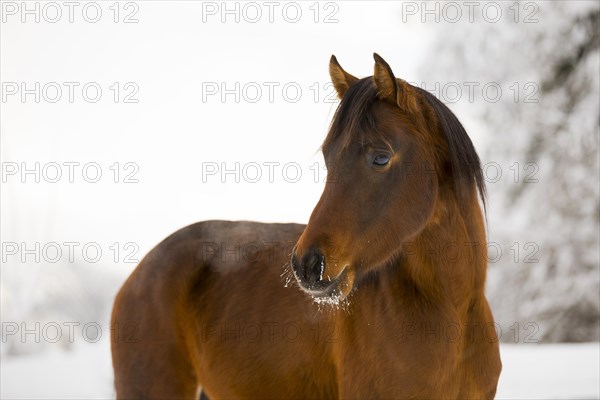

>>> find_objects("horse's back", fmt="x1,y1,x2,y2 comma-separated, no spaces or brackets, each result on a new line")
110,220,307,399
116,220,305,294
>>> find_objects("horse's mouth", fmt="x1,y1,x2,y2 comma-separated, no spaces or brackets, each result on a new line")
299,265,351,300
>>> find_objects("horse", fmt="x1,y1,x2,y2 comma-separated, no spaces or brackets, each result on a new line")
111,53,501,399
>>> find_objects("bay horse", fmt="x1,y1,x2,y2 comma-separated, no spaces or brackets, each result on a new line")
111,54,501,399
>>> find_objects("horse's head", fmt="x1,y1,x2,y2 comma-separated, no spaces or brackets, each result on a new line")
291,54,484,302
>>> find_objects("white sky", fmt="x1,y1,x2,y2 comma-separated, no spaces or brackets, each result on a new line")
1,1,436,271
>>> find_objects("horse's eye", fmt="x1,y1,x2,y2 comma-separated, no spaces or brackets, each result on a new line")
372,154,390,167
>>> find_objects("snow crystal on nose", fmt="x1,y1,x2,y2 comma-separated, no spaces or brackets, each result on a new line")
319,257,325,281
313,294,342,306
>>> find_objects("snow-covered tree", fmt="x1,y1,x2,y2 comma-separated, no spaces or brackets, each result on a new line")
420,1,599,342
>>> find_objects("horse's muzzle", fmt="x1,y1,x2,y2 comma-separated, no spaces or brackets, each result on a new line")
291,246,347,298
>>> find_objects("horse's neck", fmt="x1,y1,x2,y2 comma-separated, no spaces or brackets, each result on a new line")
399,194,488,314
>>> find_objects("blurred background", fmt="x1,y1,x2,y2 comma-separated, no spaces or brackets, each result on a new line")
1,1,598,398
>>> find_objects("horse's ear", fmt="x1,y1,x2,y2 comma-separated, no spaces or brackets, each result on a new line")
329,55,358,99
373,53,418,114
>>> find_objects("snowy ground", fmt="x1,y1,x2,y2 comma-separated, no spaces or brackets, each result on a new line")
1,342,598,399
496,343,599,399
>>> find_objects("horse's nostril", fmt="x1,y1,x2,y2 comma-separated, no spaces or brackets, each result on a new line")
292,247,326,287
302,248,325,286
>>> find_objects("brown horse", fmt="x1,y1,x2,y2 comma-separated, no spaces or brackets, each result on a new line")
111,54,501,399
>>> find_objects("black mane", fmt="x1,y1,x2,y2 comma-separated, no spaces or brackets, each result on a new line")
323,78,379,153
416,86,486,210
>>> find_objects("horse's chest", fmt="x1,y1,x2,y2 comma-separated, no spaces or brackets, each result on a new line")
331,304,463,396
